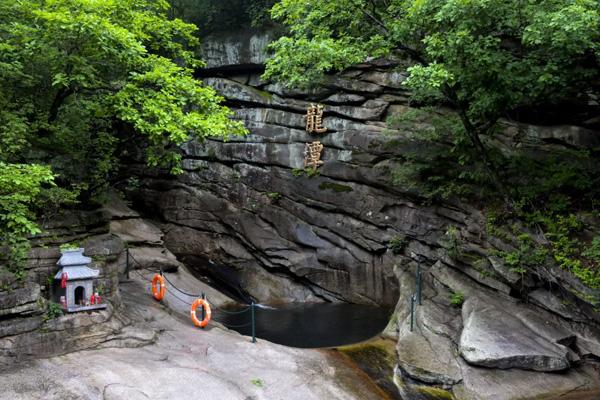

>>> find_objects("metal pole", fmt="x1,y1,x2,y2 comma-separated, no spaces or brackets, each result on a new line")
125,247,130,279
410,293,416,332
201,292,205,330
251,301,256,343
416,258,422,306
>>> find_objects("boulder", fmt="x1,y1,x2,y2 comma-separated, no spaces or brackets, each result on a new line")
459,297,573,371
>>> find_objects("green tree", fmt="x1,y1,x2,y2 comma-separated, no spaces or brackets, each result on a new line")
0,0,245,277
264,0,600,196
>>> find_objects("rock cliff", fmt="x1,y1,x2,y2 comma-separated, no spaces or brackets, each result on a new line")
128,30,600,399
0,195,183,366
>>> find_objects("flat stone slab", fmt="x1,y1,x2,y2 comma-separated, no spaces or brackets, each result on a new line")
459,297,572,371
110,219,163,246
128,247,182,273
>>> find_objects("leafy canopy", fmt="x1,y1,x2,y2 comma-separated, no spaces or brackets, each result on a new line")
265,0,599,128
265,1,600,293
0,0,245,276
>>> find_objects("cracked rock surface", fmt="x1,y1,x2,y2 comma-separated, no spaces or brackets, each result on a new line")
0,272,386,400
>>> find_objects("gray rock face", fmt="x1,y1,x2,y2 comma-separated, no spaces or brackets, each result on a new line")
201,30,275,69
0,198,165,366
0,284,43,317
459,297,573,371
124,29,600,399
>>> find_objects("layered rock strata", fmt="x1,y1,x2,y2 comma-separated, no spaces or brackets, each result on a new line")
130,30,600,399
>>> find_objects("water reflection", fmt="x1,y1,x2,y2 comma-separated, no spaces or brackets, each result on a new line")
215,302,392,348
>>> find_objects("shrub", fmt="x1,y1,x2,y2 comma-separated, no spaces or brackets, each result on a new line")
449,291,465,307
44,301,64,321
388,235,409,254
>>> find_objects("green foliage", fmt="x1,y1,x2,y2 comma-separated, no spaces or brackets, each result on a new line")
0,0,246,277
292,167,320,178
508,149,600,215
492,213,600,291
449,291,465,307
498,233,548,276
388,235,409,254
265,0,600,195
44,301,64,321
443,226,462,260
542,215,600,289
583,237,600,265
266,192,282,202
59,243,80,251
250,378,264,388
267,0,600,115
1,0,244,181
386,108,493,201
318,182,353,193
0,162,55,280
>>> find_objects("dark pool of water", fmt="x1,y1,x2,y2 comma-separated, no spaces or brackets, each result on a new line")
213,303,392,348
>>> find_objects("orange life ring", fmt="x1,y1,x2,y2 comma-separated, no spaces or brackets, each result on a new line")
151,274,165,301
190,298,212,328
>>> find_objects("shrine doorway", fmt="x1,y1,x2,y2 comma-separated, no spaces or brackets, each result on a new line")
74,286,85,306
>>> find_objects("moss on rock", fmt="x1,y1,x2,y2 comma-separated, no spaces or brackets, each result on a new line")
319,182,353,193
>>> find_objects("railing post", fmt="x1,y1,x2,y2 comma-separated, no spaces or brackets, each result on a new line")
201,292,206,330
410,293,416,332
251,301,256,343
416,258,422,306
125,247,130,279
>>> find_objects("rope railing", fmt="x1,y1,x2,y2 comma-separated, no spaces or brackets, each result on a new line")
125,247,257,342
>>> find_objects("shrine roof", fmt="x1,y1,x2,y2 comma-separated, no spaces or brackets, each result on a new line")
54,266,99,280
57,248,92,267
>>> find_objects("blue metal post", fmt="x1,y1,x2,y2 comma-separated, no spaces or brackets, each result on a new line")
416,258,422,306
410,293,416,332
125,247,130,279
251,302,256,343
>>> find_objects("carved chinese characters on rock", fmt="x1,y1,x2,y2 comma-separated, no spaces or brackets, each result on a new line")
305,104,327,134
303,104,326,171
304,141,324,171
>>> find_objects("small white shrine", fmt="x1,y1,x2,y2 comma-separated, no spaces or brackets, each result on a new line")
54,248,106,312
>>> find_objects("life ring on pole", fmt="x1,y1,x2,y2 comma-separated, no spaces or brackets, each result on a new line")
190,298,211,328
151,274,165,301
